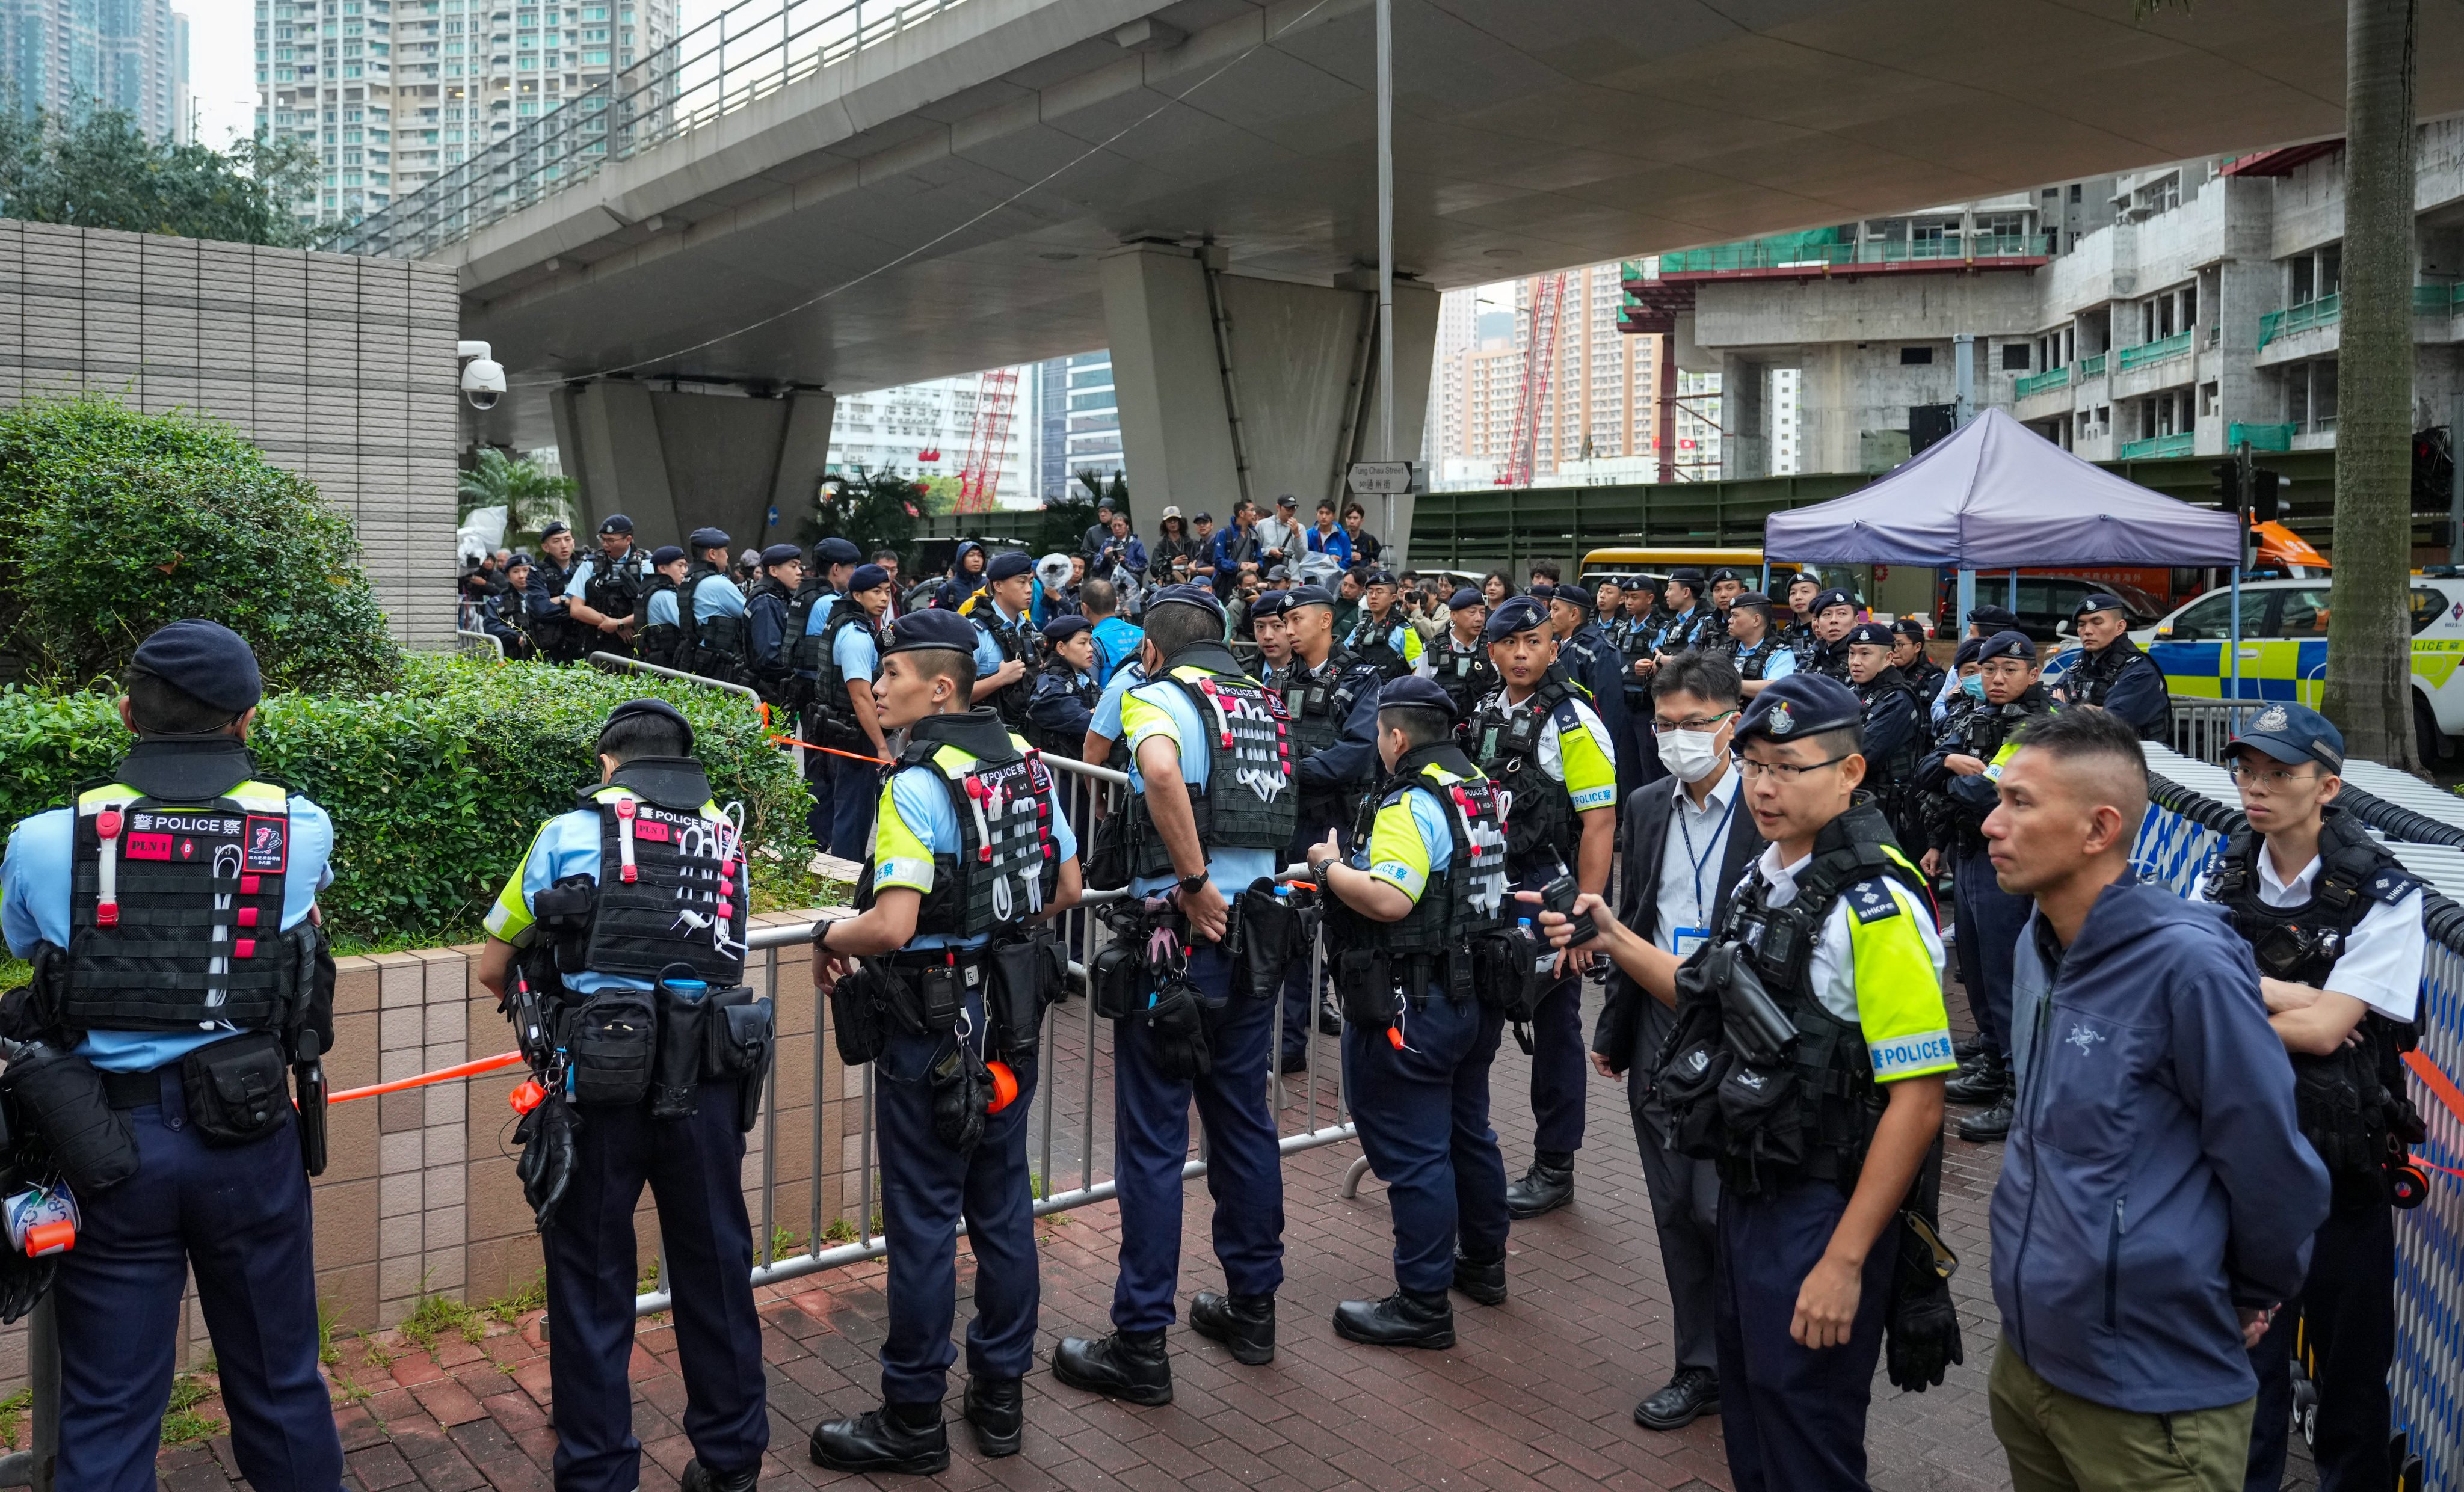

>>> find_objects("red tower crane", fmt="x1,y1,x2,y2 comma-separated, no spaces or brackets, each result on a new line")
955,367,1020,513
1495,271,1570,487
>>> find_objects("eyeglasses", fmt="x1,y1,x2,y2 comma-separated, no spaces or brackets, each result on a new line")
2226,759,2320,790
1736,753,1853,781
1652,712,1736,735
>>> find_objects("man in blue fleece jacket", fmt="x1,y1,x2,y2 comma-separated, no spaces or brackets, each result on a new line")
1978,706,2327,1492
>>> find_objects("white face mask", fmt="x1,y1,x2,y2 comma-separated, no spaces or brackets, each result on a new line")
1657,725,1729,785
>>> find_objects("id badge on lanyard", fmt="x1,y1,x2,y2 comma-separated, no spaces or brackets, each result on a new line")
1672,927,1711,961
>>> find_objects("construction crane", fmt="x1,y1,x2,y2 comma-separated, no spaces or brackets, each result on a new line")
1495,271,1570,487
955,367,1020,513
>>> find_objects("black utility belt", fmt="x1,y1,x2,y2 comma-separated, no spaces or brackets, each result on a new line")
828,937,1064,1070
558,984,775,1132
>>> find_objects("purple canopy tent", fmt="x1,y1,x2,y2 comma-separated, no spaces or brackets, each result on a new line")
1761,408,2247,692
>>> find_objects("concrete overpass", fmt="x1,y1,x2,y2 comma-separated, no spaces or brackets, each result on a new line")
354,0,2464,550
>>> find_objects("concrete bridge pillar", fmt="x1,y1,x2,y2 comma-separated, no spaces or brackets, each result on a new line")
1099,242,1438,564
1721,356,1769,479
549,381,836,554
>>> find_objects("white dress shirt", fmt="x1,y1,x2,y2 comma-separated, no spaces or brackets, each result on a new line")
1652,764,1741,956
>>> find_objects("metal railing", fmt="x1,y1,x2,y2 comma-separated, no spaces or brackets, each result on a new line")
2166,697,2270,763
2259,293,2341,351
455,628,507,660
2078,352,2107,379
328,0,976,260
589,650,765,706
2116,329,2193,372
2118,431,2196,460
2013,364,2070,399
2417,283,2464,319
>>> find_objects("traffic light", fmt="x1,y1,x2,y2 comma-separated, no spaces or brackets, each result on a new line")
2250,468,2283,523
2213,461,2240,510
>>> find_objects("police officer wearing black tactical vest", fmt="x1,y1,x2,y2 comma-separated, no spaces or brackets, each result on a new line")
1260,583,1383,1073
745,542,807,705
1842,621,1924,853
1420,587,1500,720
2188,705,2427,1492
0,620,342,1491
1343,568,1424,681
529,518,588,662
633,547,691,668
1888,619,1943,707
1715,591,1798,698
680,527,752,684
808,609,1083,1474
566,514,654,658
1026,613,1103,760
2052,593,2169,742
1805,588,1859,682
1553,581,1643,799
476,699,775,1492
966,551,1041,734
1305,674,1514,1347
1055,584,1302,1401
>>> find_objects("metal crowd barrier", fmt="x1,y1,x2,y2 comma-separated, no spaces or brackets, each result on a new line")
2166,697,2270,764
455,628,506,661
589,651,765,707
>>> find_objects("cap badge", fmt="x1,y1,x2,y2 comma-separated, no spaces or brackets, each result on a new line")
2253,705,2290,732
1769,703,1794,736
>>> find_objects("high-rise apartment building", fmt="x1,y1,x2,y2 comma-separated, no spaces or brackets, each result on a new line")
5,0,191,141
1426,262,1668,488
257,0,674,222
827,370,1037,508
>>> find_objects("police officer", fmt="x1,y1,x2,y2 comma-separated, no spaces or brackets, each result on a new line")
1556,672,1954,1492
744,542,806,704
1419,587,1498,720
792,537,864,692
475,698,771,1492
480,552,541,659
1261,584,1383,1074
1805,589,1859,681
1026,614,1104,759
1888,619,1942,705
1652,569,1716,655
1304,674,1513,1347
633,547,692,668
566,515,653,657
0,620,342,1491
1706,568,1744,642
807,609,1083,1473
1054,585,1298,1400
2054,593,2169,741
1778,573,1822,671
1467,595,1619,1218
966,552,1041,732
1842,621,1923,852
1716,591,1796,697
529,518,588,662
1551,582,1641,797
1342,569,1424,682
793,538,866,852
2188,704,2426,1492
813,565,898,860
679,527,751,683
1914,630,2053,1143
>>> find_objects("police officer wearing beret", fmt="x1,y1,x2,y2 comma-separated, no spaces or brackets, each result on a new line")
1650,569,1717,656
1466,595,1619,1218
0,621,343,1490
2052,594,2169,741
744,542,807,703
1418,588,1499,720
1544,674,1955,1492
1026,614,1103,760
1305,674,1513,1346
808,609,1082,1473
810,564,899,860
1715,591,1797,697
476,698,774,1492
528,519,589,662
2187,705,2426,1492
633,547,692,669
566,515,655,657
1805,589,1860,681
1842,621,1923,852
793,538,870,854
1055,585,1299,1402
964,552,1041,734
480,551,541,660
1343,569,1425,682
1258,583,1384,1073
679,527,752,684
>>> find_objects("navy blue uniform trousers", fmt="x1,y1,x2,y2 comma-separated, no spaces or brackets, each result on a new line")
1341,989,1511,1293
874,1003,1041,1404
1110,944,1285,1331
1713,1178,1894,1492
2246,1198,2395,1492
55,1067,343,1492
1951,845,2028,1056
544,1080,769,1492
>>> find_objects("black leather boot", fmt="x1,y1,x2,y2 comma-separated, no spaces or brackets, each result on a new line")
963,1376,1023,1458
1190,1291,1276,1365
1332,1289,1456,1349
1505,1159,1573,1219
1953,1032,1986,1063
1052,1328,1173,1406
1633,1366,1721,1431
1957,1095,2014,1143
808,1402,950,1476
680,1460,760,1492
1944,1049,2007,1105
1451,1250,1506,1306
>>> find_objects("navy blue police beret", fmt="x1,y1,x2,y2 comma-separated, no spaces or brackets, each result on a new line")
1553,582,1593,611
1148,582,1227,622
1283,584,1336,612
599,697,693,753
848,563,892,594
1379,674,1459,722
1954,636,1986,668
1362,569,1398,588
1971,604,2020,633
1041,614,1094,643
886,609,980,655
1891,618,1929,642
650,545,686,566
2074,593,2128,618
1248,589,1295,622
1731,590,1773,612
1448,586,1483,612
689,526,730,550
539,520,571,539
599,514,633,535
985,550,1036,582
1978,630,2036,662
1846,621,1895,648
1668,568,1705,588
760,542,802,566
1813,588,1858,614
1483,595,1550,643
813,537,861,566
1736,673,1862,744
132,619,263,713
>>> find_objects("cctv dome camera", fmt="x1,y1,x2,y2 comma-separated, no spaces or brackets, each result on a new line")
457,339,506,411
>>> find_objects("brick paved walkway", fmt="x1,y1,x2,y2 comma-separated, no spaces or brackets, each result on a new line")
152,984,2311,1492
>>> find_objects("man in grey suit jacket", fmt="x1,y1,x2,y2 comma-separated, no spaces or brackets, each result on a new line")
1588,649,1765,1432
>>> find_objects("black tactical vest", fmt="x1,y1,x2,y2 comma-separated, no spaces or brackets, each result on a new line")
973,607,1038,731
635,574,683,668
576,759,750,985
1026,664,1101,758
1724,636,1782,681
529,557,586,661
1332,744,1510,967
1126,645,1300,873
1274,649,1371,773
786,582,832,677
683,568,750,680
1852,669,1920,786
853,712,1062,940
1428,634,1500,717
1471,672,1586,880
1345,611,1411,682
2069,642,2170,740
2202,813,2425,1188
584,547,647,619
744,576,795,674
809,600,879,747
59,741,306,1034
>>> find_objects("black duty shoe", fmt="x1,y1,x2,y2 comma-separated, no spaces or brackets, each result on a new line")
1278,1049,1310,1076
1451,1251,1506,1306
1190,1291,1277,1365
963,1377,1023,1458
1944,1051,2007,1105
1333,1289,1456,1349
1052,1329,1173,1407
1633,1367,1721,1431
1505,1160,1573,1220
681,1460,760,1492
1957,1096,2014,1143
1953,1033,1986,1063
808,1406,950,1476
1317,1000,1342,1036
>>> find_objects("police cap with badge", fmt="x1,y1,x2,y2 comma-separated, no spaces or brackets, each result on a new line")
1380,674,1460,724
1736,672,1863,746
1844,622,1896,651
1483,595,1549,643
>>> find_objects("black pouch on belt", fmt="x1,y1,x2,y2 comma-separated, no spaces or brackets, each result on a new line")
1470,926,1546,1022
565,991,656,1107
986,937,1062,1061
1141,978,1213,1082
0,1042,138,1192
651,981,707,1121
896,960,966,1039
1085,811,1128,892
830,966,893,1066
929,1042,989,1152
1231,881,1307,1003
1089,939,1153,1021
180,1031,293,1147
1333,947,1397,1034
703,987,775,1132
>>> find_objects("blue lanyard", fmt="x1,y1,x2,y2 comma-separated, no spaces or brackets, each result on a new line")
1674,781,1740,926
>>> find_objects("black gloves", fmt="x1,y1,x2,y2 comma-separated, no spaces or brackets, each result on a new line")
515,1094,581,1234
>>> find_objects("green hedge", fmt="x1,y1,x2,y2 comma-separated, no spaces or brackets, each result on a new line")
0,655,813,942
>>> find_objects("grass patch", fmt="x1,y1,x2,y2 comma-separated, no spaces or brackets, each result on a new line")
764,1226,804,1264
636,1256,661,1295
317,1298,341,1368
360,1337,397,1372
160,1371,222,1445
0,1386,29,1451
821,1217,857,1245
399,1290,485,1354
484,1272,548,1327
